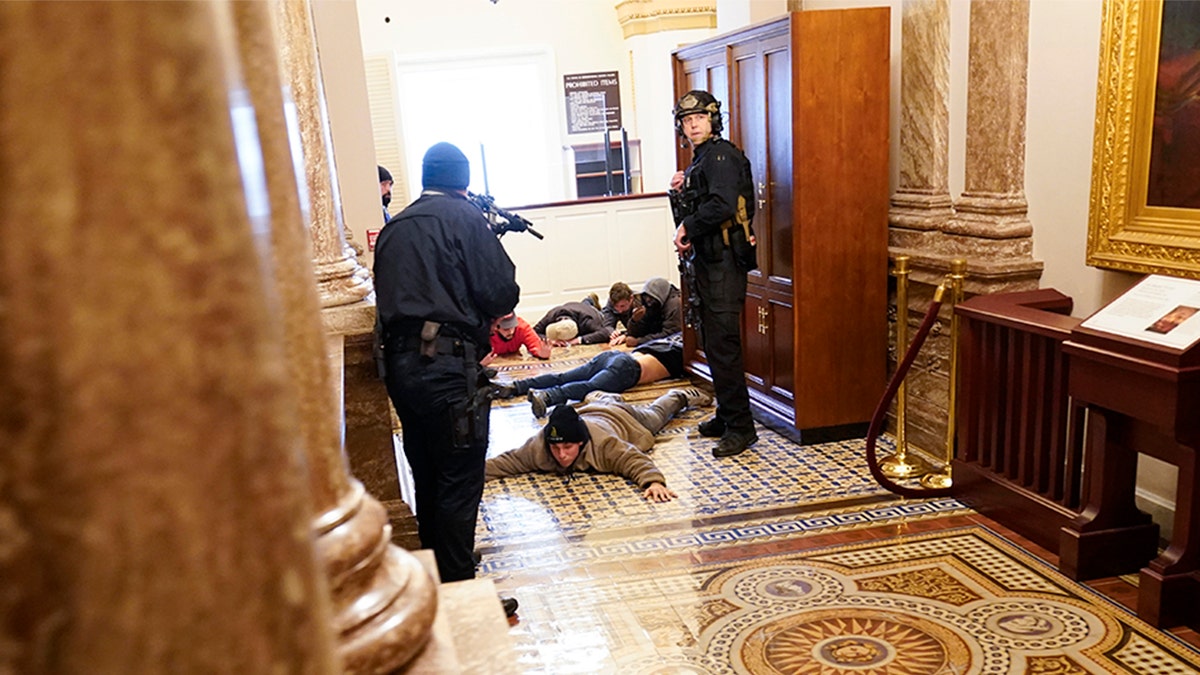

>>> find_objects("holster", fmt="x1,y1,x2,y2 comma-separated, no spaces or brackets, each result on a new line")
373,313,388,380
722,195,758,272
419,320,440,360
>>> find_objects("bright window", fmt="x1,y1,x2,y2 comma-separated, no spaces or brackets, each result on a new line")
395,48,563,207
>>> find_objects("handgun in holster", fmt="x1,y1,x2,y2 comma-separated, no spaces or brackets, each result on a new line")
419,320,440,360
721,195,758,272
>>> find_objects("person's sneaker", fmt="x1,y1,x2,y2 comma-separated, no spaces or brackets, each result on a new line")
678,387,713,409
500,596,519,618
697,415,726,438
712,429,758,458
493,383,517,399
528,389,551,418
586,292,601,309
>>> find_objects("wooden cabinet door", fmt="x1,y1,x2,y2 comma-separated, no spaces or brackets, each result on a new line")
732,32,795,412
742,287,769,392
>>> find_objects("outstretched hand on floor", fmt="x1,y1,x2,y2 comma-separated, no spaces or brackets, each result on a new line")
643,482,677,503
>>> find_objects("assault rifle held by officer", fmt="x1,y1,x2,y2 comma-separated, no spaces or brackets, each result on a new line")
468,191,543,239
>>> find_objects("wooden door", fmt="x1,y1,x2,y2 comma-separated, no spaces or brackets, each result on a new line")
732,32,795,418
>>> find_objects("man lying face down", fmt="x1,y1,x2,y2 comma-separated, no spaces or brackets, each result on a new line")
485,388,711,502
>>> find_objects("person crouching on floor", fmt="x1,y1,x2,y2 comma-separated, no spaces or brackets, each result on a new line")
482,312,550,366
485,388,712,502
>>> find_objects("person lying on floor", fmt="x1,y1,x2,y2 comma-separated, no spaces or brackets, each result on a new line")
485,388,712,502
533,299,608,346
496,332,686,418
481,312,549,366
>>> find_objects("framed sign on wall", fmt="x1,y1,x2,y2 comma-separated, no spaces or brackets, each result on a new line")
1088,0,1200,279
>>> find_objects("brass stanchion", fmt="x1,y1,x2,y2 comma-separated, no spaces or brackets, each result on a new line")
921,258,966,490
879,256,930,479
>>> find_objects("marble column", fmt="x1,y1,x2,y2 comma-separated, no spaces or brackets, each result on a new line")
945,0,1042,293
885,0,959,463
237,3,437,672
0,2,338,672
270,0,412,549
889,0,955,261
272,0,372,310
887,0,1046,458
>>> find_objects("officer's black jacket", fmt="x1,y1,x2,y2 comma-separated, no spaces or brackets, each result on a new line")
679,137,754,243
374,190,520,346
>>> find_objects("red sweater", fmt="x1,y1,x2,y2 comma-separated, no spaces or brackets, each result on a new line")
489,318,547,358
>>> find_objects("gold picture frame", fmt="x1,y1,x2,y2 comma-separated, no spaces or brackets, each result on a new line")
1088,0,1200,279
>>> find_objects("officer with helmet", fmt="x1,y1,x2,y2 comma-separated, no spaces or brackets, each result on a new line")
669,90,759,458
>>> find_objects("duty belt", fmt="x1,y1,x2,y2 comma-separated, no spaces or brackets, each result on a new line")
395,334,469,357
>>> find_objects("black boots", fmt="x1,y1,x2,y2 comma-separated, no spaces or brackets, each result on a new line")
712,429,758,458
697,415,725,438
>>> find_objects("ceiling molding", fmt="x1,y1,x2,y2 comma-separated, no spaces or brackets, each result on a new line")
615,0,716,39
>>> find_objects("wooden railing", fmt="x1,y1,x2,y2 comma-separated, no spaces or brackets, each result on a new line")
952,289,1085,552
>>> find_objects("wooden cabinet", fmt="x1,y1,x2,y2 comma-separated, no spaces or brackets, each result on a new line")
673,9,890,440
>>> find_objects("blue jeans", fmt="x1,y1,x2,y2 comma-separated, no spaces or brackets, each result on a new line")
517,350,641,406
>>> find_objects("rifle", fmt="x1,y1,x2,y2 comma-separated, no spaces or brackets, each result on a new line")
670,185,703,334
467,191,544,240
668,186,699,227
678,249,702,335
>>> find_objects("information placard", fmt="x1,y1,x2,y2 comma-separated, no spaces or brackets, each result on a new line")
1080,274,1200,349
564,71,621,134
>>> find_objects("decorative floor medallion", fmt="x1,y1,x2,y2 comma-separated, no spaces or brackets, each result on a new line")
738,609,974,674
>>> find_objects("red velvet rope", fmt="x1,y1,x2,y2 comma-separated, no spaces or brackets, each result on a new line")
864,294,954,498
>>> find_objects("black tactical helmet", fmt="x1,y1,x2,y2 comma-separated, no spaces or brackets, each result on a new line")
673,89,723,137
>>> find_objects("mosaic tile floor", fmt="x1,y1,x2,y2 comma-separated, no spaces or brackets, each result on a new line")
403,344,1200,671
497,527,1200,674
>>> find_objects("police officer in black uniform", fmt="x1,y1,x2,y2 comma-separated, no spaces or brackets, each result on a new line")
374,142,520,612
669,90,759,458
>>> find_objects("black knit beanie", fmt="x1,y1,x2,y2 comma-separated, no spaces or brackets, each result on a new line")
378,165,392,183
545,405,588,445
421,142,470,190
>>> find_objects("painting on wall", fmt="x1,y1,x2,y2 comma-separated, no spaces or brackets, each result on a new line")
1088,0,1200,279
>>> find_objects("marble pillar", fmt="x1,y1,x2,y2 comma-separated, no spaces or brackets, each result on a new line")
946,0,1043,292
0,2,339,672
270,0,414,557
887,0,1043,460
889,0,955,256
243,3,437,672
885,0,957,459
272,0,372,310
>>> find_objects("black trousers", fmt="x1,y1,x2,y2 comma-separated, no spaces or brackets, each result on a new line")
383,346,489,582
695,246,754,433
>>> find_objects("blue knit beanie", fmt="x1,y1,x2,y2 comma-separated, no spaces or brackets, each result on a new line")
421,142,470,190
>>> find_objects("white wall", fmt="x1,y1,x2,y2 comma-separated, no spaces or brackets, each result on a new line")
1025,0,1141,315
356,0,635,202
504,196,680,324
